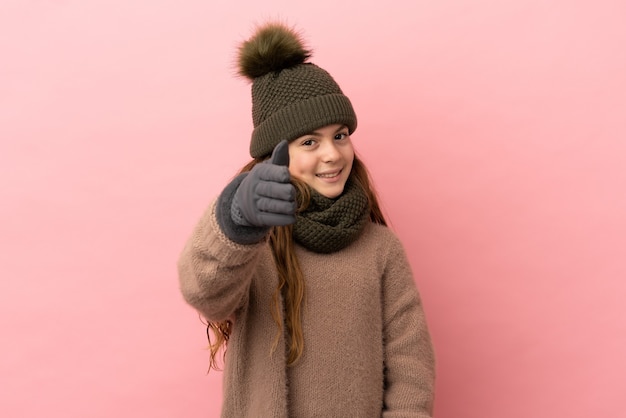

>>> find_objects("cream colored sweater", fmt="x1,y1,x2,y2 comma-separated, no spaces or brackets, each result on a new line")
178,201,435,417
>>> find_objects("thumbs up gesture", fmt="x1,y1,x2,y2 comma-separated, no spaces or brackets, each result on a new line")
232,140,296,227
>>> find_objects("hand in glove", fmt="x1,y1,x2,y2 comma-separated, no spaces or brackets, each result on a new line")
231,140,296,227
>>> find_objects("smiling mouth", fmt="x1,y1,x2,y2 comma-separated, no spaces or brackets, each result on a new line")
316,170,342,178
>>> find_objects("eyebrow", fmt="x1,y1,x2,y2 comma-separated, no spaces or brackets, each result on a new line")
307,125,349,137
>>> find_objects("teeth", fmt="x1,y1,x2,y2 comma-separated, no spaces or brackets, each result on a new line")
317,172,339,178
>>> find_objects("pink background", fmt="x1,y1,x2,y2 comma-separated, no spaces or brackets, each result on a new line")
2,1,625,417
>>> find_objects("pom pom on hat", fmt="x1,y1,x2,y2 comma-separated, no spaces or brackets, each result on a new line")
238,23,312,80
239,22,357,158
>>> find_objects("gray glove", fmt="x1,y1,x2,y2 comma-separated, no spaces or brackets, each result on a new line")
231,140,296,227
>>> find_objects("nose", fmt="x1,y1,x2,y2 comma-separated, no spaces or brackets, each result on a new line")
321,139,341,163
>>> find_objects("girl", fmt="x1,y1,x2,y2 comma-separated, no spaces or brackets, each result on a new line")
178,22,435,417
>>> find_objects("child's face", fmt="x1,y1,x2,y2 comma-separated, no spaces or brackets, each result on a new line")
287,124,354,199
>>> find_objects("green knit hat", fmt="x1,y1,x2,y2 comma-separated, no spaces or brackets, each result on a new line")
238,23,357,158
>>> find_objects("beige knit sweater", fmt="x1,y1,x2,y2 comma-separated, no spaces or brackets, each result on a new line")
178,201,435,417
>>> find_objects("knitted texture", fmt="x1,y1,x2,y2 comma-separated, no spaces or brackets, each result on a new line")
250,63,357,158
293,179,369,253
177,201,436,417
238,23,357,158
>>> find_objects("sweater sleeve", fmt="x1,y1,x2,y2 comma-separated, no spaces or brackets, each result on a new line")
177,199,267,322
382,235,436,417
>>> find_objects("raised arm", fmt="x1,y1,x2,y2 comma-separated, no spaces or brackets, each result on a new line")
177,140,296,321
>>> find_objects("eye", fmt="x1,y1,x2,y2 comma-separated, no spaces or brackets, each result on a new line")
334,132,349,140
301,138,316,146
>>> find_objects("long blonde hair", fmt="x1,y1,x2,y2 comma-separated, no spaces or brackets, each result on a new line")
206,154,386,371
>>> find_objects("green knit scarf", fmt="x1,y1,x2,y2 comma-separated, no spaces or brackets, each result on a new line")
293,179,370,254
